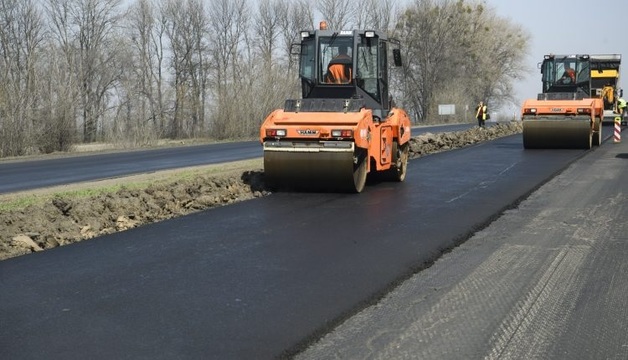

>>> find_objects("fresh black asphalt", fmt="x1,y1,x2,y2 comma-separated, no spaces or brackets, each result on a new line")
0,133,589,359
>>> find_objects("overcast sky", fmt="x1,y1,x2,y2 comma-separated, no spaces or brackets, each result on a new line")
490,0,628,113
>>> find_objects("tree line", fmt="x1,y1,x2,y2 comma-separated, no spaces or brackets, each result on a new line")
0,0,529,158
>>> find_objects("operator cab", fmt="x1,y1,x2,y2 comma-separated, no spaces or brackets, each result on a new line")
294,21,402,115
539,54,590,100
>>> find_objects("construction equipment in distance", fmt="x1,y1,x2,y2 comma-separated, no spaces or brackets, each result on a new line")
521,54,603,149
259,22,411,192
589,54,622,124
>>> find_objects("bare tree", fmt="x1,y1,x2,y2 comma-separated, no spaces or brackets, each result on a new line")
394,0,462,120
255,0,281,71
278,0,314,72
161,0,211,139
206,0,250,138
0,0,531,157
76,0,123,142
250,0,295,130
469,15,530,108
189,0,211,138
354,0,399,32
42,0,81,151
316,0,356,30
123,0,161,143
0,0,45,156
45,0,123,143
394,0,529,122
149,1,169,135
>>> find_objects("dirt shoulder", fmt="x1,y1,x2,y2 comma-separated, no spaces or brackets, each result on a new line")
0,159,267,261
0,123,522,261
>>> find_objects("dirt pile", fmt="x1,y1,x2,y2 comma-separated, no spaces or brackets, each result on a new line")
408,122,522,158
0,122,522,261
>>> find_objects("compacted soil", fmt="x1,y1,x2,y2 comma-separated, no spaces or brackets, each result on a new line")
0,123,522,261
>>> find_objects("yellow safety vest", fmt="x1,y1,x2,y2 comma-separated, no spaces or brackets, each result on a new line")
476,105,487,120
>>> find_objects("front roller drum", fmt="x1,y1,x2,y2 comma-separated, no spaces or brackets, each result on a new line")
263,149,367,193
522,118,592,149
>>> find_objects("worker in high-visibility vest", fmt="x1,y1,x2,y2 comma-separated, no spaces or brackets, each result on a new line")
619,98,627,125
475,101,488,128
619,98,627,116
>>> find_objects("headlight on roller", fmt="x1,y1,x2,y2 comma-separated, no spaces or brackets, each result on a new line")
331,129,353,138
266,129,286,137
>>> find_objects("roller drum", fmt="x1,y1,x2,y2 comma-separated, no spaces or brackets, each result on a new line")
263,144,366,192
522,117,592,149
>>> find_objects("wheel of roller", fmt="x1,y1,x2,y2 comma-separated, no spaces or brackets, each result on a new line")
592,117,602,147
584,122,593,149
383,141,409,182
352,150,367,193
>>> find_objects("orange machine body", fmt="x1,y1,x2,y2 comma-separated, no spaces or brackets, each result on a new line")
259,25,411,192
521,54,604,149
260,106,411,172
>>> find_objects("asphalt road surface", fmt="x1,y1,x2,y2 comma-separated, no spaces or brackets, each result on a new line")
0,124,473,194
2,131,609,359
297,133,628,359
0,141,261,194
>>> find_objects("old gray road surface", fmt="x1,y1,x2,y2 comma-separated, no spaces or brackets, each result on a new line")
297,137,628,359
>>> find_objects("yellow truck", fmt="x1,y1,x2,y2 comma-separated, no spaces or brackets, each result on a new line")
589,54,622,123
